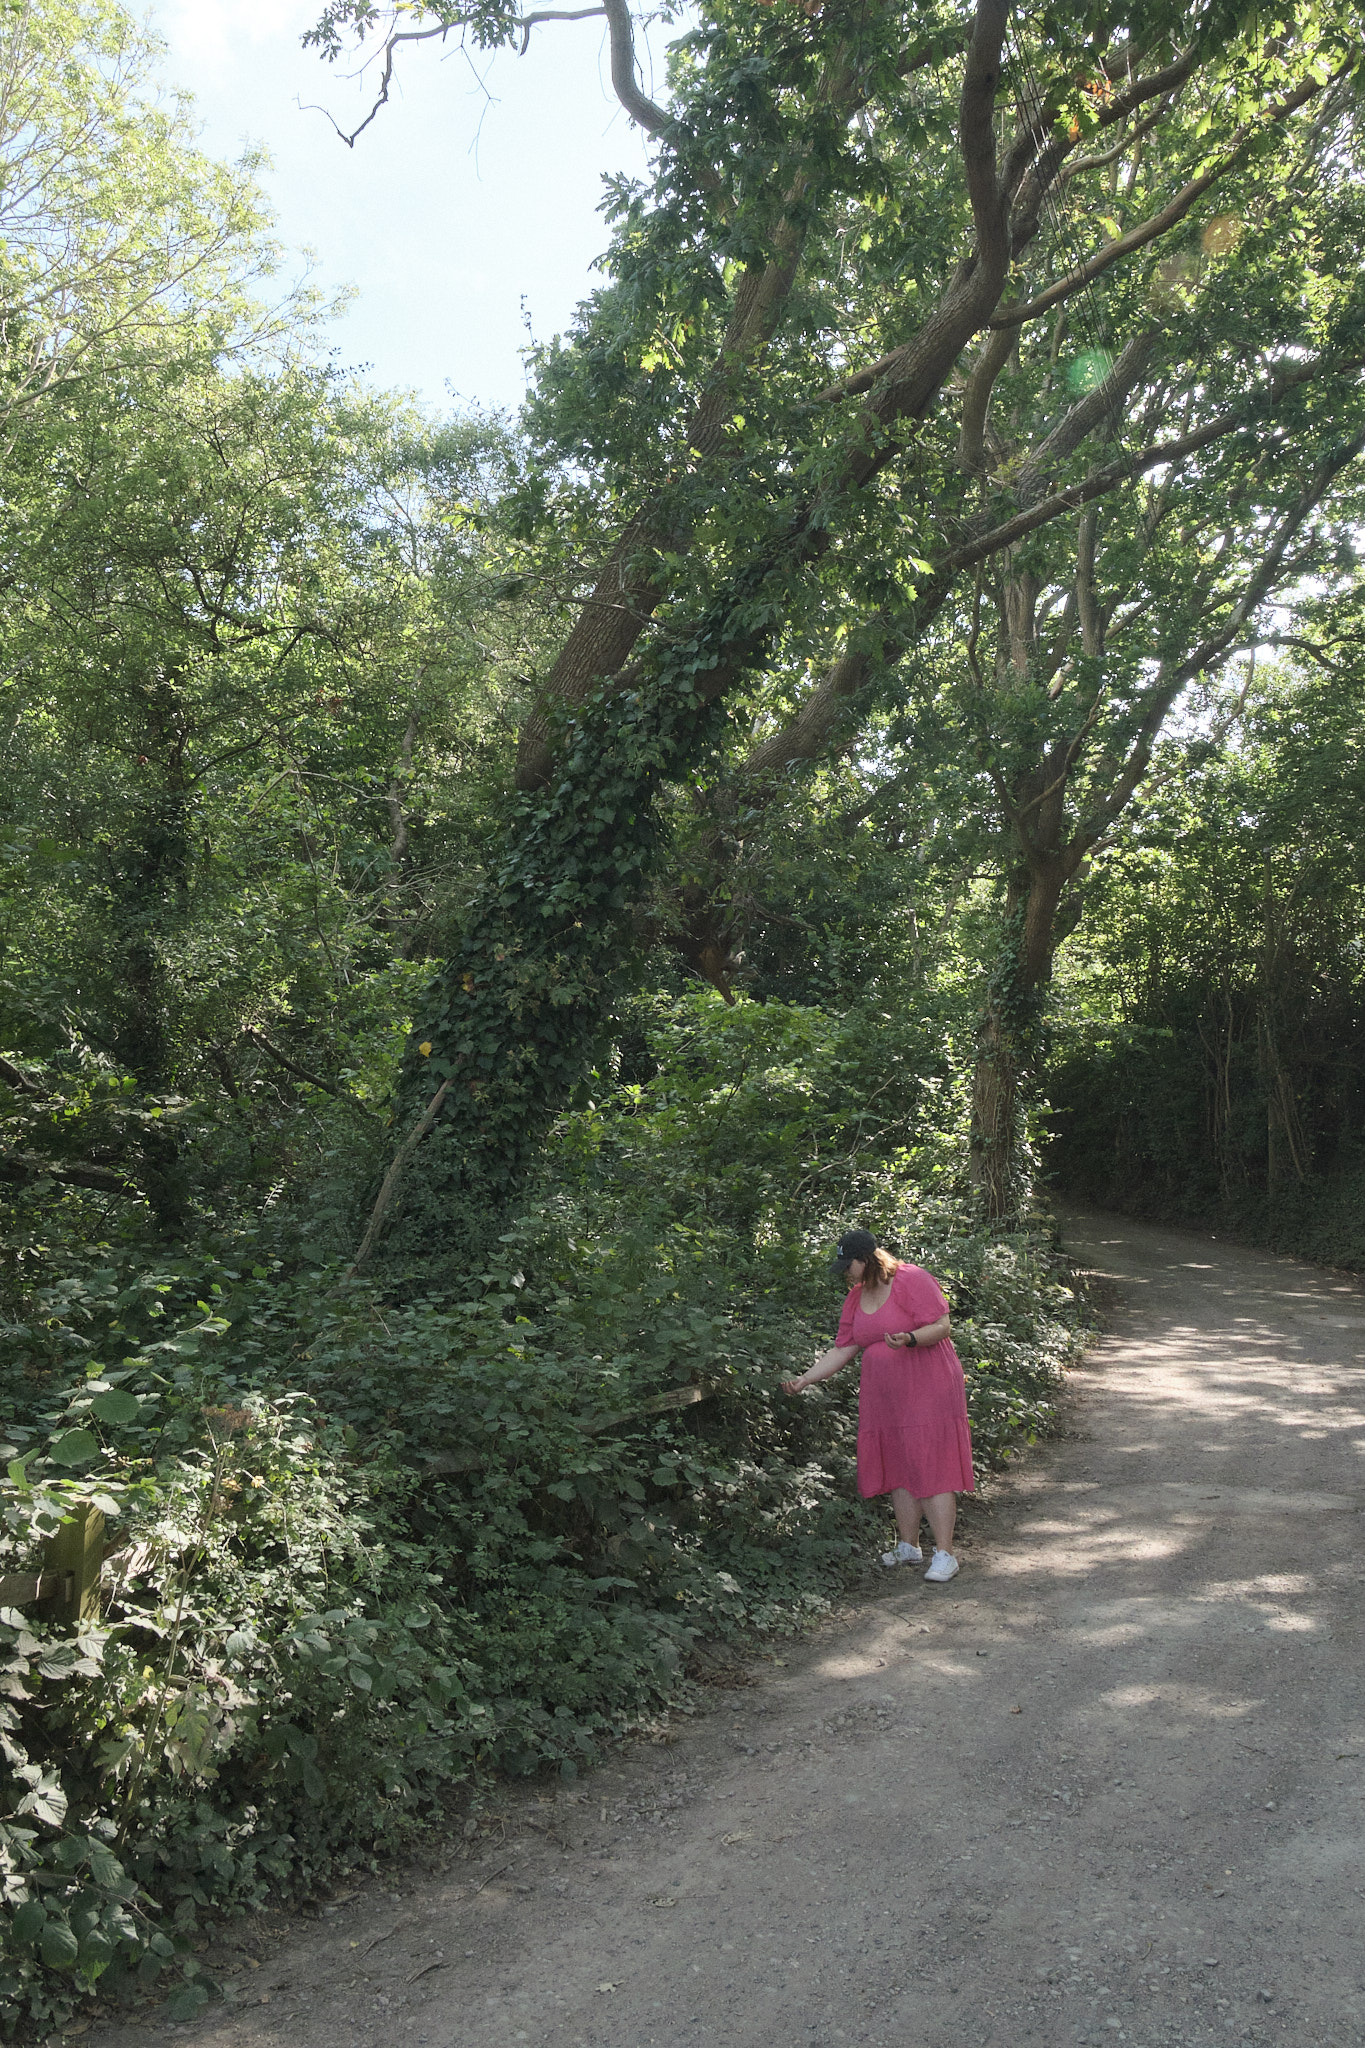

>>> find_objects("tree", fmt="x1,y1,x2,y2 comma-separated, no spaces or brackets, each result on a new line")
305,0,1365,1240
631,13,1365,1216
1046,648,1365,1246
0,0,293,422
0,363,515,1222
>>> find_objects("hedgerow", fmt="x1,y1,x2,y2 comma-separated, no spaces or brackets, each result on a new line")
0,991,1084,2035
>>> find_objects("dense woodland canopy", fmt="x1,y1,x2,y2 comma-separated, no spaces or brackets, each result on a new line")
1,0,1364,2027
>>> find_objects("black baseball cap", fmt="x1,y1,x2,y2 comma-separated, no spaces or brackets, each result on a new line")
830,1228,878,1275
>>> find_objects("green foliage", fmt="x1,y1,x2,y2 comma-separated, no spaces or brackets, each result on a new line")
1,988,1083,2033
0,0,296,411
1047,657,1365,1264
352,0,1365,1231
397,664,738,1237
0,351,529,1232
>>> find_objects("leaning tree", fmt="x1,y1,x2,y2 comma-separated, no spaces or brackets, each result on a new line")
306,0,1365,1237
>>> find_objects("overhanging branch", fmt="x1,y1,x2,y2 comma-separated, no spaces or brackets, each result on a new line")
306,0,666,148
601,0,669,133
733,351,1364,794
992,69,1336,329
0,1152,137,1197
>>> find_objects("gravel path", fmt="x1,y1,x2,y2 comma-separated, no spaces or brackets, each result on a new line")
98,1209,1365,2048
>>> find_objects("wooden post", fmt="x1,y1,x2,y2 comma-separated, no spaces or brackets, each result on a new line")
42,1501,105,1625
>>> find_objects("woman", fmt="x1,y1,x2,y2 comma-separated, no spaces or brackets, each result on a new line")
781,1228,974,1582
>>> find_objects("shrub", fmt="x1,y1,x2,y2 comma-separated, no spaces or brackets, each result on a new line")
1,992,1085,2034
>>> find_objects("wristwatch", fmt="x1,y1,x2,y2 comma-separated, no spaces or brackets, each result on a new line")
907,1331,918,1347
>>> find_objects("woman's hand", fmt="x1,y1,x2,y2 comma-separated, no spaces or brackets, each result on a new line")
787,1343,857,1394
884,1330,913,1348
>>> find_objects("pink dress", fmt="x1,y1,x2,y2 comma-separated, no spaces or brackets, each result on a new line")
836,1263,975,1499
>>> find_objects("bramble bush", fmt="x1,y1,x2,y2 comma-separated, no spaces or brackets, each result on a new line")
1,991,1084,2034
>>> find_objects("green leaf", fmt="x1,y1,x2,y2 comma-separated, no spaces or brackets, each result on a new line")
90,1388,140,1425
17,1772,69,1826
48,1428,99,1466
78,1927,115,1980
166,1979,211,2020
87,1845,129,1891
40,1916,80,1969
12,1899,46,1945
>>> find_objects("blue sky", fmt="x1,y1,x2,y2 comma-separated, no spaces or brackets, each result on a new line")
153,0,657,414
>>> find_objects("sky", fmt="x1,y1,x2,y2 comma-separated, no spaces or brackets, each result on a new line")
152,0,659,415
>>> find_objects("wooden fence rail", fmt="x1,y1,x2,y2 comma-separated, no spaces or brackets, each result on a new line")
0,1501,105,1625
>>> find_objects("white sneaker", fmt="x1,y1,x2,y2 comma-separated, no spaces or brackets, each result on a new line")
924,1549,960,1583
880,1540,923,1568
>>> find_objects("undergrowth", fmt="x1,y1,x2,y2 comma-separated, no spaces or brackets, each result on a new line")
1,992,1085,2035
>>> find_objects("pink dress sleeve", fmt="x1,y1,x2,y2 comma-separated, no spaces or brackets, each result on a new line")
894,1263,949,1324
835,1286,861,1346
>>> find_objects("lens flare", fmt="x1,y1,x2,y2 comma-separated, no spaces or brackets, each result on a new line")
1201,213,1242,256
1066,349,1114,395
1150,249,1196,304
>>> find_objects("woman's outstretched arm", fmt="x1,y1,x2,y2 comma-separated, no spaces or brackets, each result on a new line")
782,1343,858,1394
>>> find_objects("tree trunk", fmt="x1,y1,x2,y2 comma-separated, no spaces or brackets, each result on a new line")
107,672,193,1229
393,668,731,1244
970,993,1020,1224
969,860,1074,1224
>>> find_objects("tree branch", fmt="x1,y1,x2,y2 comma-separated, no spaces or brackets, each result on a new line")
0,1054,41,1097
834,762,920,835
992,70,1335,329
1010,327,1163,504
739,641,881,781
0,1152,137,1197
243,1030,381,1120
301,23,454,149
839,0,1013,482
1076,429,1365,847
514,21,887,786
347,1079,452,1274
600,0,669,133
735,348,1364,799
933,354,1362,582
517,7,604,57
306,4,648,148
1055,94,1174,186
818,49,1200,407
958,324,1015,474
1172,429,1365,689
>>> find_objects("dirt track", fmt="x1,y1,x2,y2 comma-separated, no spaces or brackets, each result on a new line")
96,1209,1365,2048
